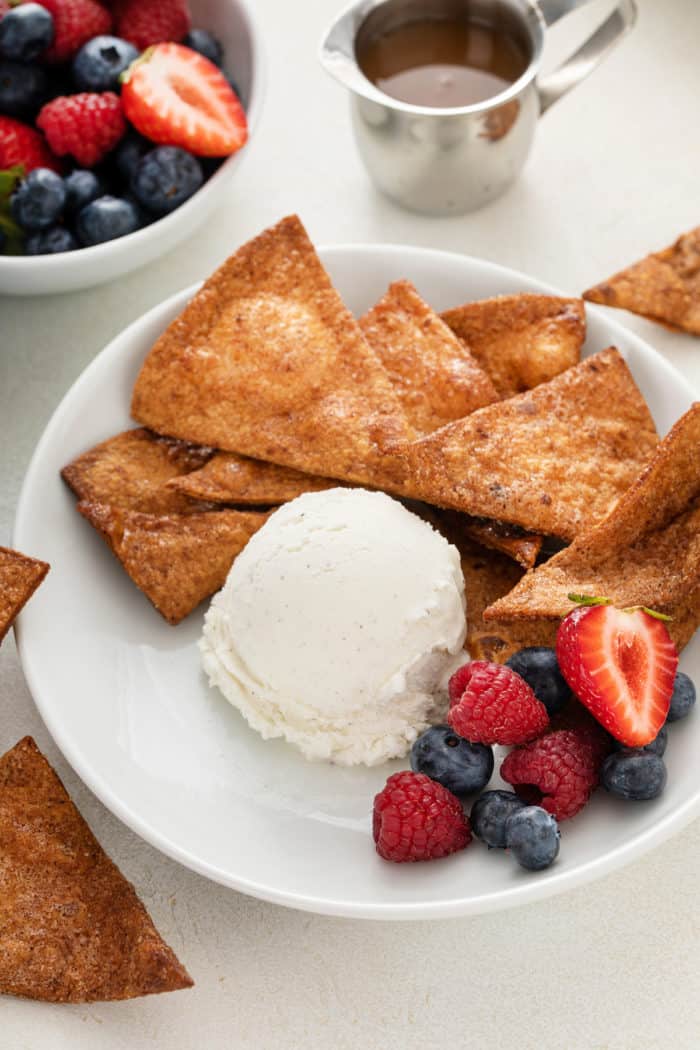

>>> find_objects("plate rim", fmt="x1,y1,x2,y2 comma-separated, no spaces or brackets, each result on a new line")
13,242,700,919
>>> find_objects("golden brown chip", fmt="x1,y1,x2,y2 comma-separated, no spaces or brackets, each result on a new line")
61,427,214,515
0,547,49,643
484,403,700,651
0,736,192,1002
459,517,543,570
170,450,338,505
583,227,700,335
440,294,585,397
130,215,413,486
403,348,658,540
358,279,498,434
436,523,557,661
78,502,269,624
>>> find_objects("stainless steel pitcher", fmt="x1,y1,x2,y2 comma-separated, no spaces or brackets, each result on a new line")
319,0,637,215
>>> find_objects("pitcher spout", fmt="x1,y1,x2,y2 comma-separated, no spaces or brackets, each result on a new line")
318,0,388,101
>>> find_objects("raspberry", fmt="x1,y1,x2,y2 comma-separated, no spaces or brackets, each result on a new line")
37,0,113,63
447,661,549,745
448,661,472,705
550,702,613,766
372,771,471,862
116,0,190,52
37,91,125,166
500,729,600,821
0,114,60,173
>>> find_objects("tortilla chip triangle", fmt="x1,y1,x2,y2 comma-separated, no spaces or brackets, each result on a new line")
170,450,338,505
358,279,498,434
440,293,585,397
0,547,49,643
130,214,413,485
584,226,700,335
403,348,658,540
484,403,700,652
62,427,214,515
0,736,192,1002
460,540,558,660
458,516,543,570
432,515,557,660
78,502,269,624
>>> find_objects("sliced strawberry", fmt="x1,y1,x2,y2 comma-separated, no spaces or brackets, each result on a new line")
556,605,678,747
121,43,247,158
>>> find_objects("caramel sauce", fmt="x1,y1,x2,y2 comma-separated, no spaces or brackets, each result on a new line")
357,18,527,108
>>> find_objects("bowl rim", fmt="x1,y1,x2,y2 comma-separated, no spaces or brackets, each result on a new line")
13,241,700,920
0,0,267,273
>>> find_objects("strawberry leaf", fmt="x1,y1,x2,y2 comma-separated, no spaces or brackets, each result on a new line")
622,605,674,623
567,593,613,607
0,209,25,254
0,165,25,200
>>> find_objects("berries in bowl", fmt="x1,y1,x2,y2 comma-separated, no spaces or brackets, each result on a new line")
0,0,264,294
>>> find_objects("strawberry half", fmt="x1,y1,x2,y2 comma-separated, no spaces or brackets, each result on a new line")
121,43,247,157
556,604,678,747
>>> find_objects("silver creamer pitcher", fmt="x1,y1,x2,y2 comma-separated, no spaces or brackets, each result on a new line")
319,0,636,215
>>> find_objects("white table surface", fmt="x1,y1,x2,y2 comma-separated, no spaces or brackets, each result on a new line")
2,0,700,1046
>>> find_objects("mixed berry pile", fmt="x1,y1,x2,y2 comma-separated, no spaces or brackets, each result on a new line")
373,600,696,872
0,0,247,255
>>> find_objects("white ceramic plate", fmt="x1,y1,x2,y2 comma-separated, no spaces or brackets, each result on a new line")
14,245,699,919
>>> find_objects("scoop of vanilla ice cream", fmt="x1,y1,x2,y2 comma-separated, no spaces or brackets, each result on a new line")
200,488,467,766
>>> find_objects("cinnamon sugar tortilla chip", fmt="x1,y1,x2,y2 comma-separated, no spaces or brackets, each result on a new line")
462,546,558,661
62,428,214,515
0,736,192,1002
0,547,49,643
484,403,700,652
170,450,337,505
359,280,498,434
131,215,412,486
583,227,700,335
78,502,269,624
404,349,658,540
435,510,542,570
460,517,543,571
434,518,556,661
441,294,585,397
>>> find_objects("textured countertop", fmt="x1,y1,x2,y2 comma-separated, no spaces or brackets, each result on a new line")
1,0,699,1046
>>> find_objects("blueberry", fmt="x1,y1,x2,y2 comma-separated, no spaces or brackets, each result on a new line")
130,146,203,216
72,35,139,92
113,129,151,181
25,225,77,254
667,671,696,723
0,3,54,62
183,28,223,67
600,750,667,801
11,169,66,232
470,790,526,849
612,724,667,757
506,647,572,716
505,806,560,871
64,169,104,215
410,725,493,798
75,195,140,246
0,60,49,117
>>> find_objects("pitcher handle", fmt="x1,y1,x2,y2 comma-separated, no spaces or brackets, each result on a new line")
537,0,637,112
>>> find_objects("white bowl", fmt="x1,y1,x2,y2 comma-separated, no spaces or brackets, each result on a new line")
0,0,265,296
13,244,699,919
